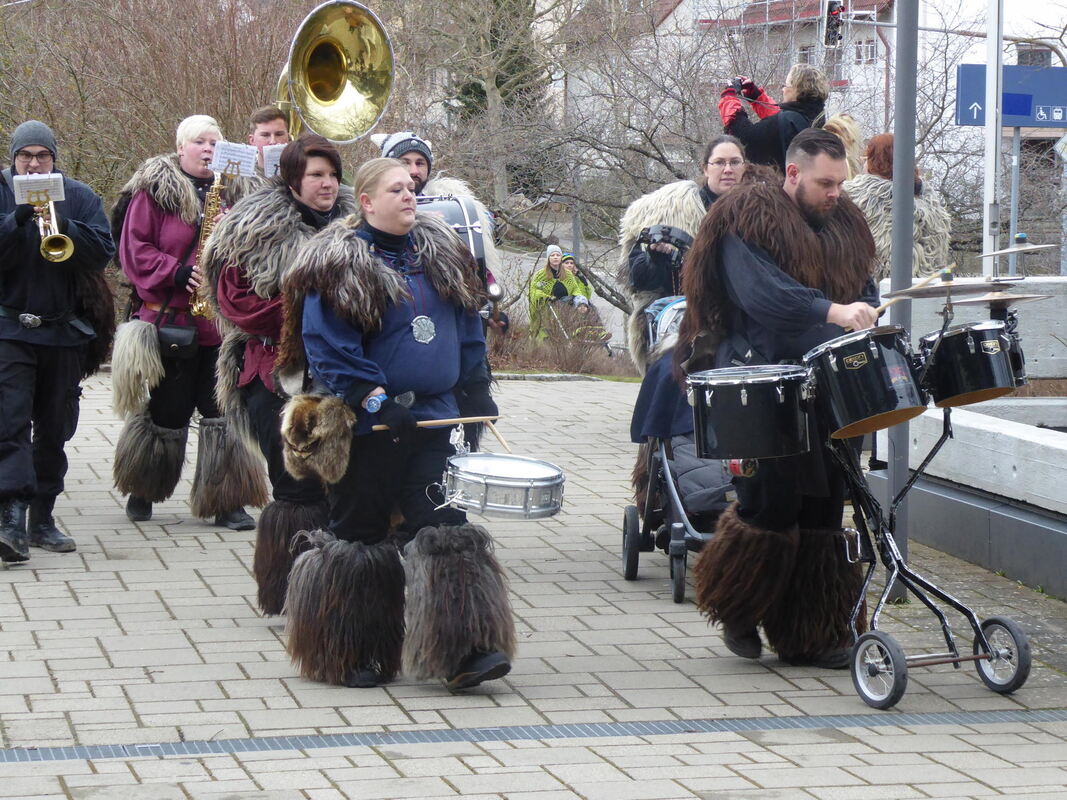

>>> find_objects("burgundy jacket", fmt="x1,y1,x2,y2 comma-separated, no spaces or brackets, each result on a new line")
216,265,281,391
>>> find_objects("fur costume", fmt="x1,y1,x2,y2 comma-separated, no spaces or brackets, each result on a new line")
761,527,868,663
277,211,483,385
113,412,188,502
285,530,405,685
117,154,201,225
254,499,327,616
200,179,356,445
402,524,516,680
616,180,706,374
74,268,116,378
422,175,500,276
279,394,357,485
189,417,269,519
844,172,951,279
693,503,799,630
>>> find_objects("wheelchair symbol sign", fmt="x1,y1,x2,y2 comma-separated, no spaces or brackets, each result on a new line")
1037,106,1050,121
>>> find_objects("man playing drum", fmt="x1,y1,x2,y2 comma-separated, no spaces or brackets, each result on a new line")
674,129,879,668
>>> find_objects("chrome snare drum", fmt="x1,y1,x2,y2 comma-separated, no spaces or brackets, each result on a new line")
920,321,1018,408
803,325,927,439
687,365,812,460
444,453,564,519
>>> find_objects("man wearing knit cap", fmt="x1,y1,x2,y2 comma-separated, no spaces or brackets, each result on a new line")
0,120,115,563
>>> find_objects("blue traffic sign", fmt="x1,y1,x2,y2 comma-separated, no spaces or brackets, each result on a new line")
955,64,1067,127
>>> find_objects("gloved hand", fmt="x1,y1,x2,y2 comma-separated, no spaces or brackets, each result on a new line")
14,204,34,226
461,381,498,418
377,397,417,445
737,75,761,99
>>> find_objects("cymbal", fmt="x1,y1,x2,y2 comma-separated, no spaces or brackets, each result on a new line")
883,279,1001,299
951,292,1052,307
979,243,1057,258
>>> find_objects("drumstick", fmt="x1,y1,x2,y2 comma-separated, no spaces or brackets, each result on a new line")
370,415,501,432
485,420,513,454
849,265,958,329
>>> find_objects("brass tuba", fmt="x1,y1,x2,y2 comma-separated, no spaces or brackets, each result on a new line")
276,1,394,144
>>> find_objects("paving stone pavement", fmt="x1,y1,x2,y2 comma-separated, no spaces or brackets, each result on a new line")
1,374,1065,799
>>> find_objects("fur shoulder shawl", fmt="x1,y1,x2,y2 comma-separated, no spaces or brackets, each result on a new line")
277,213,483,376
844,172,951,278
616,180,704,289
201,180,357,303
119,154,200,225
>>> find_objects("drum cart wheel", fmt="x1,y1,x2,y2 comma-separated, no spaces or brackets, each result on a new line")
622,505,641,580
973,616,1031,694
852,631,908,709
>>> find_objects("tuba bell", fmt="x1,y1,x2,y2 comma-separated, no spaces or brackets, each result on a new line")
277,1,394,144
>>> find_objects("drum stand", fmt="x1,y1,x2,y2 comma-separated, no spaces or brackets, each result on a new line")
829,412,1031,709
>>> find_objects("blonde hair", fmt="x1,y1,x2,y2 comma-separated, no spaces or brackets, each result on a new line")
785,63,829,104
175,115,222,150
355,157,407,199
823,113,864,179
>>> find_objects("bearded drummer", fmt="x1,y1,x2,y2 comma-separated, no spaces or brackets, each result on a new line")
674,129,879,669
276,157,515,692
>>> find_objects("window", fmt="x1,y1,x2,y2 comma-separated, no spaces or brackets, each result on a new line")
855,39,877,64
827,47,845,82
1016,46,1052,67
798,44,816,64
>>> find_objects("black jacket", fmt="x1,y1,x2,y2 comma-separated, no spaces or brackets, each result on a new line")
726,99,825,173
0,167,114,346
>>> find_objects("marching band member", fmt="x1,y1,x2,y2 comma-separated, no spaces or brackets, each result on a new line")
277,158,514,690
110,115,266,529
0,121,114,562
617,135,746,374
201,133,352,615
247,106,292,173
677,130,878,668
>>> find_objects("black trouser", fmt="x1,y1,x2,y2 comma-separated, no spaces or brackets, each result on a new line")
0,340,83,501
243,377,325,506
329,426,465,545
734,445,848,532
148,345,221,428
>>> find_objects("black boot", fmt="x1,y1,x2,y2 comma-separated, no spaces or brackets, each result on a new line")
445,650,511,692
126,495,153,522
28,496,76,553
215,508,255,531
0,498,30,563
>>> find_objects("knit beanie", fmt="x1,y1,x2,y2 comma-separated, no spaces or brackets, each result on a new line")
9,120,58,162
378,131,433,173
546,244,563,258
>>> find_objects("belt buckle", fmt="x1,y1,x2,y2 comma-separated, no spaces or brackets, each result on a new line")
18,313,42,329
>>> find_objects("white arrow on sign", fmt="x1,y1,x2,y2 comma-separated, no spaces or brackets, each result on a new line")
969,101,982,119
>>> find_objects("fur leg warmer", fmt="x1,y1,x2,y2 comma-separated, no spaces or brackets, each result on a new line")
761,528,868,663
113,412,188,502
284,530,405,685
111,320,164,419
693,503,799,630
190,417,269,519
254,499,328,616
402,524,516,680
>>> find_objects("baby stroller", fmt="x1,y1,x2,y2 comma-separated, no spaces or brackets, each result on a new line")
544,297,613,353
622,297,733,602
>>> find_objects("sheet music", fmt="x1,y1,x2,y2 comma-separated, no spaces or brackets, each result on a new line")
12,173,65,204
209,142,258,177
262,144,286,179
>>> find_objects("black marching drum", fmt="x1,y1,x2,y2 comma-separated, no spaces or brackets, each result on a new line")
687,365,812,460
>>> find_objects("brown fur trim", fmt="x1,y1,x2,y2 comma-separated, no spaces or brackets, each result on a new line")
277,214,484,377
254,499,327,616
693,503,799,629
118,154,200,225
761,527,868,662
285,531,405,685
74,269,116,377
113,413,188,502
189,417,269,518
280,395,357,485
402,524,516,679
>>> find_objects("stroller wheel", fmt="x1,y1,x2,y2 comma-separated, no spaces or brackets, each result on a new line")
622,505,641,580
670,552,686,603
852,631,908,709
973,616,1031,694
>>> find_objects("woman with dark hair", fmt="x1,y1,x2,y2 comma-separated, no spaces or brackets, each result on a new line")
201,132,355,615
844,133,951,278
276,158,515,692
618,134,746,373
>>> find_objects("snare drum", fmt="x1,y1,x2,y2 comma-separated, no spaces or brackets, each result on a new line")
417,195,487,267
920,321,1017,408
687,365,812,460
444,453,564,519
804,325,927,439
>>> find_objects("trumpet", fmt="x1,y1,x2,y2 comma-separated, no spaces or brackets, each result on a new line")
34,200,74,262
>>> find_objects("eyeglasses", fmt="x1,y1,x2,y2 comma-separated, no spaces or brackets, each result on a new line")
707,158,745,169
15,150,53,165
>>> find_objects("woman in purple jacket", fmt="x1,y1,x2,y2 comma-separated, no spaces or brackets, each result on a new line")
111,115,265,529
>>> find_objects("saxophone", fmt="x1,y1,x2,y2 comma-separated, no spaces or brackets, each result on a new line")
189,169,225,319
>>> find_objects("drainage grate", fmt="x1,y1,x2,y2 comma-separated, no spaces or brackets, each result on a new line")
2,708,1065,763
